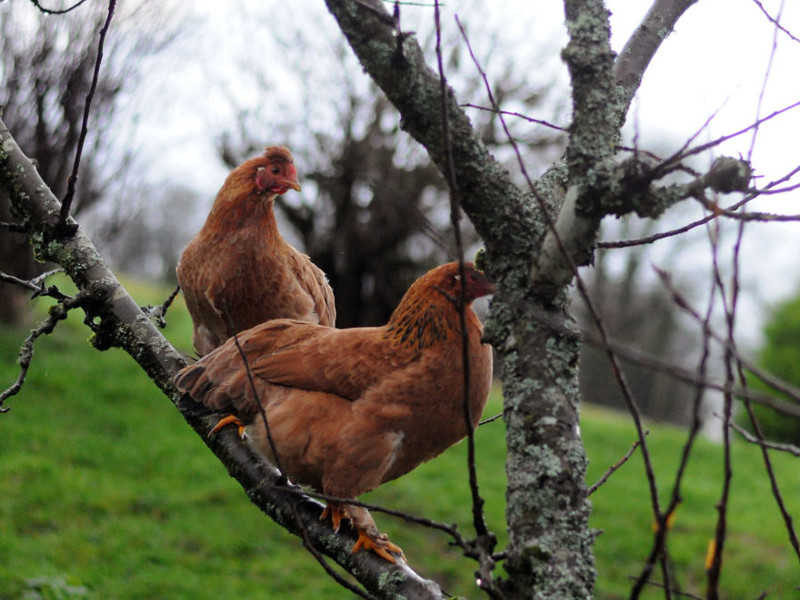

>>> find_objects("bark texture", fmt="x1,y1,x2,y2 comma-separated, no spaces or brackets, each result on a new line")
324,0,702,597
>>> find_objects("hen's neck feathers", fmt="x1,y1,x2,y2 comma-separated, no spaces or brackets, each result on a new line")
204,157,278,235
384,282,476,351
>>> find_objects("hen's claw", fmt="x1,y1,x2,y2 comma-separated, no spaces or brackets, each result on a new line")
320,504,348,532
351,529,405,563
209,414,247,439
321,503,404,562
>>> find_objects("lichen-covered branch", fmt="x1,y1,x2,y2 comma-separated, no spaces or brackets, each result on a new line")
0,117,447,600
325,1,598,597
531,0,702,294
324,0,538,272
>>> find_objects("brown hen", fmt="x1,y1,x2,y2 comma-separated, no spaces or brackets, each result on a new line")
174,262,494,562
177,146,335,356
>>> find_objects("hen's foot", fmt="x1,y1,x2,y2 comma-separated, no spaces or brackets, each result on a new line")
208,414,247,439
351,528,405,563
320,503,348,532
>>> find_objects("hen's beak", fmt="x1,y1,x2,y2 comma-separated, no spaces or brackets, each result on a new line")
285,178,302,192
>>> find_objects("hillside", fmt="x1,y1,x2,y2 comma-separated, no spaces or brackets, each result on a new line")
0,278,797,599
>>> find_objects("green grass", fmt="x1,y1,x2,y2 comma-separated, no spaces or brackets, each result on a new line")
0,276,798,599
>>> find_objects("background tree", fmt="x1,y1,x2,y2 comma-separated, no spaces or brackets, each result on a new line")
213,2,565,327
0,1,177,322
2,1,800,599
743,289,800,443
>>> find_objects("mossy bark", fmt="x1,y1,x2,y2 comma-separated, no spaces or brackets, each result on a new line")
325,1,598,597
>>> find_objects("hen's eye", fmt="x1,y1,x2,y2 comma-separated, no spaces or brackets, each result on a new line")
271,166,281,175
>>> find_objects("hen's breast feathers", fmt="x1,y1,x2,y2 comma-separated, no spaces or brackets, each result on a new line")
177,214,335,355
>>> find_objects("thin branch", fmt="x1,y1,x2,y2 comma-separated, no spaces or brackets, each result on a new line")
705,210,734,600
747,0,785,161
691,198,800,223
28,0,91,15
587,435,645,496
631,577,705,600
658,100,800,172
751,0,800,44
633,259,719,597
655,267,800,412
0,269,68,301
478,412,503,426
289,501,377,600
727,418,800,457
0,293,85,412
434,5,500,596
599,164,800,249
461,103,568,133
143,285,181,329
220,301,285,477
59,0,116,232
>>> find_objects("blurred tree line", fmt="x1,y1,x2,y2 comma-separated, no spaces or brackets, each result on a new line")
744,291,800,443
0,1,178,322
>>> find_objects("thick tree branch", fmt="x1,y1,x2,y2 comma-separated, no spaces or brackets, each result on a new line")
613,0,699,119
324,2,597,598
531,0,700,294
323,0,536,273
0,117,447,600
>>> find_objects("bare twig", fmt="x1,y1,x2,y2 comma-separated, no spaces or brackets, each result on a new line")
144,285,180,329
631,577,705,600
658,100,800,173
289,501,378,600
599,163,800,249
434,5,500,596
705,208,735,600
219,301,285,476
587,435,645,496
0,269,67,301
461,103,568,133
58,0,116,232
727,418,800,457
0,293,85,412
478,412,503,426
655,267,800,414
726,37,800,557
28,0,91,15
751,0,800,45
748,0,785,161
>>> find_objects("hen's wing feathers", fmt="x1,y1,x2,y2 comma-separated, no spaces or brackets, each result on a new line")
292,257,336,328
246,321,413,400
175,319,418,418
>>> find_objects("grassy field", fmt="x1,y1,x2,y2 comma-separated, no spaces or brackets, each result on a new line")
0,277,798,599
